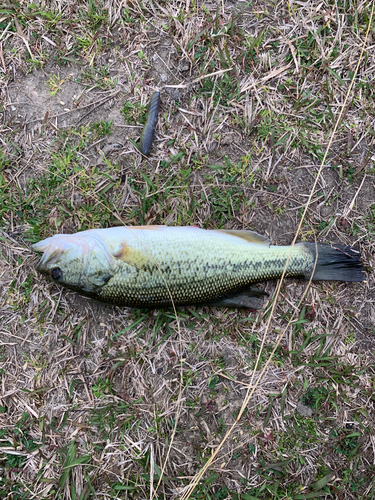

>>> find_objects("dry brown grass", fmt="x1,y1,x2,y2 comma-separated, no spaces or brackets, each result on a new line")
1,0,375,499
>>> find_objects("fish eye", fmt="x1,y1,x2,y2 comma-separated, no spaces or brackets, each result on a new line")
51,267,61,280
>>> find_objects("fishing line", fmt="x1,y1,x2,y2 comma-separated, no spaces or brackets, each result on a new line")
181,2,375,497
180,242,319,500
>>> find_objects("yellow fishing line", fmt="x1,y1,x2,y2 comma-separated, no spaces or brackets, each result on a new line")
181,2,375,497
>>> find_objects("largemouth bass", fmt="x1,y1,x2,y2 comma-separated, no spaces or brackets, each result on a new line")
32,226,364,309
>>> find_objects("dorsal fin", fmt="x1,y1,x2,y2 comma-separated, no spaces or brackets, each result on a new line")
215,229,269,246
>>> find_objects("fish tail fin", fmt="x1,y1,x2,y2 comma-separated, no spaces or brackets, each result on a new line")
301,243,365,282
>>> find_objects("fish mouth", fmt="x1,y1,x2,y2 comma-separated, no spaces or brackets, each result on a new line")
33,242,63,273
32,241,50,253
32,234,78,272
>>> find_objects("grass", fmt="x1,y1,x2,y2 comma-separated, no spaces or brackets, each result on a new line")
0,0,374,499
46,73,65,96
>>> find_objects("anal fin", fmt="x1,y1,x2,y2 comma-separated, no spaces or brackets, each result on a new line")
200,286,268,310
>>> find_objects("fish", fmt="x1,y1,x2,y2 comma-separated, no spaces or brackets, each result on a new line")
32,226,365,309
139,91,160,155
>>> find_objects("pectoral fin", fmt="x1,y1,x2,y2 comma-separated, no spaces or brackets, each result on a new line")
201,286,268,310
113,243,150,269
215,229,269,246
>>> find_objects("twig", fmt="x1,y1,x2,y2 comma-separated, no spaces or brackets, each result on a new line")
0,42,6,71
342,174,366,219
163,67,233,89
25,90,121,126
76,91,120,124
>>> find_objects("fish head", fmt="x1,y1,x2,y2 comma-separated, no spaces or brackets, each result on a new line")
32,232,115,295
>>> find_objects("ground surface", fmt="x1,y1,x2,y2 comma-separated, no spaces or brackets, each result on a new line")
0,0,375,499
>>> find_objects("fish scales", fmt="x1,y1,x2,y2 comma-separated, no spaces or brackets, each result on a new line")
96,231,310,306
